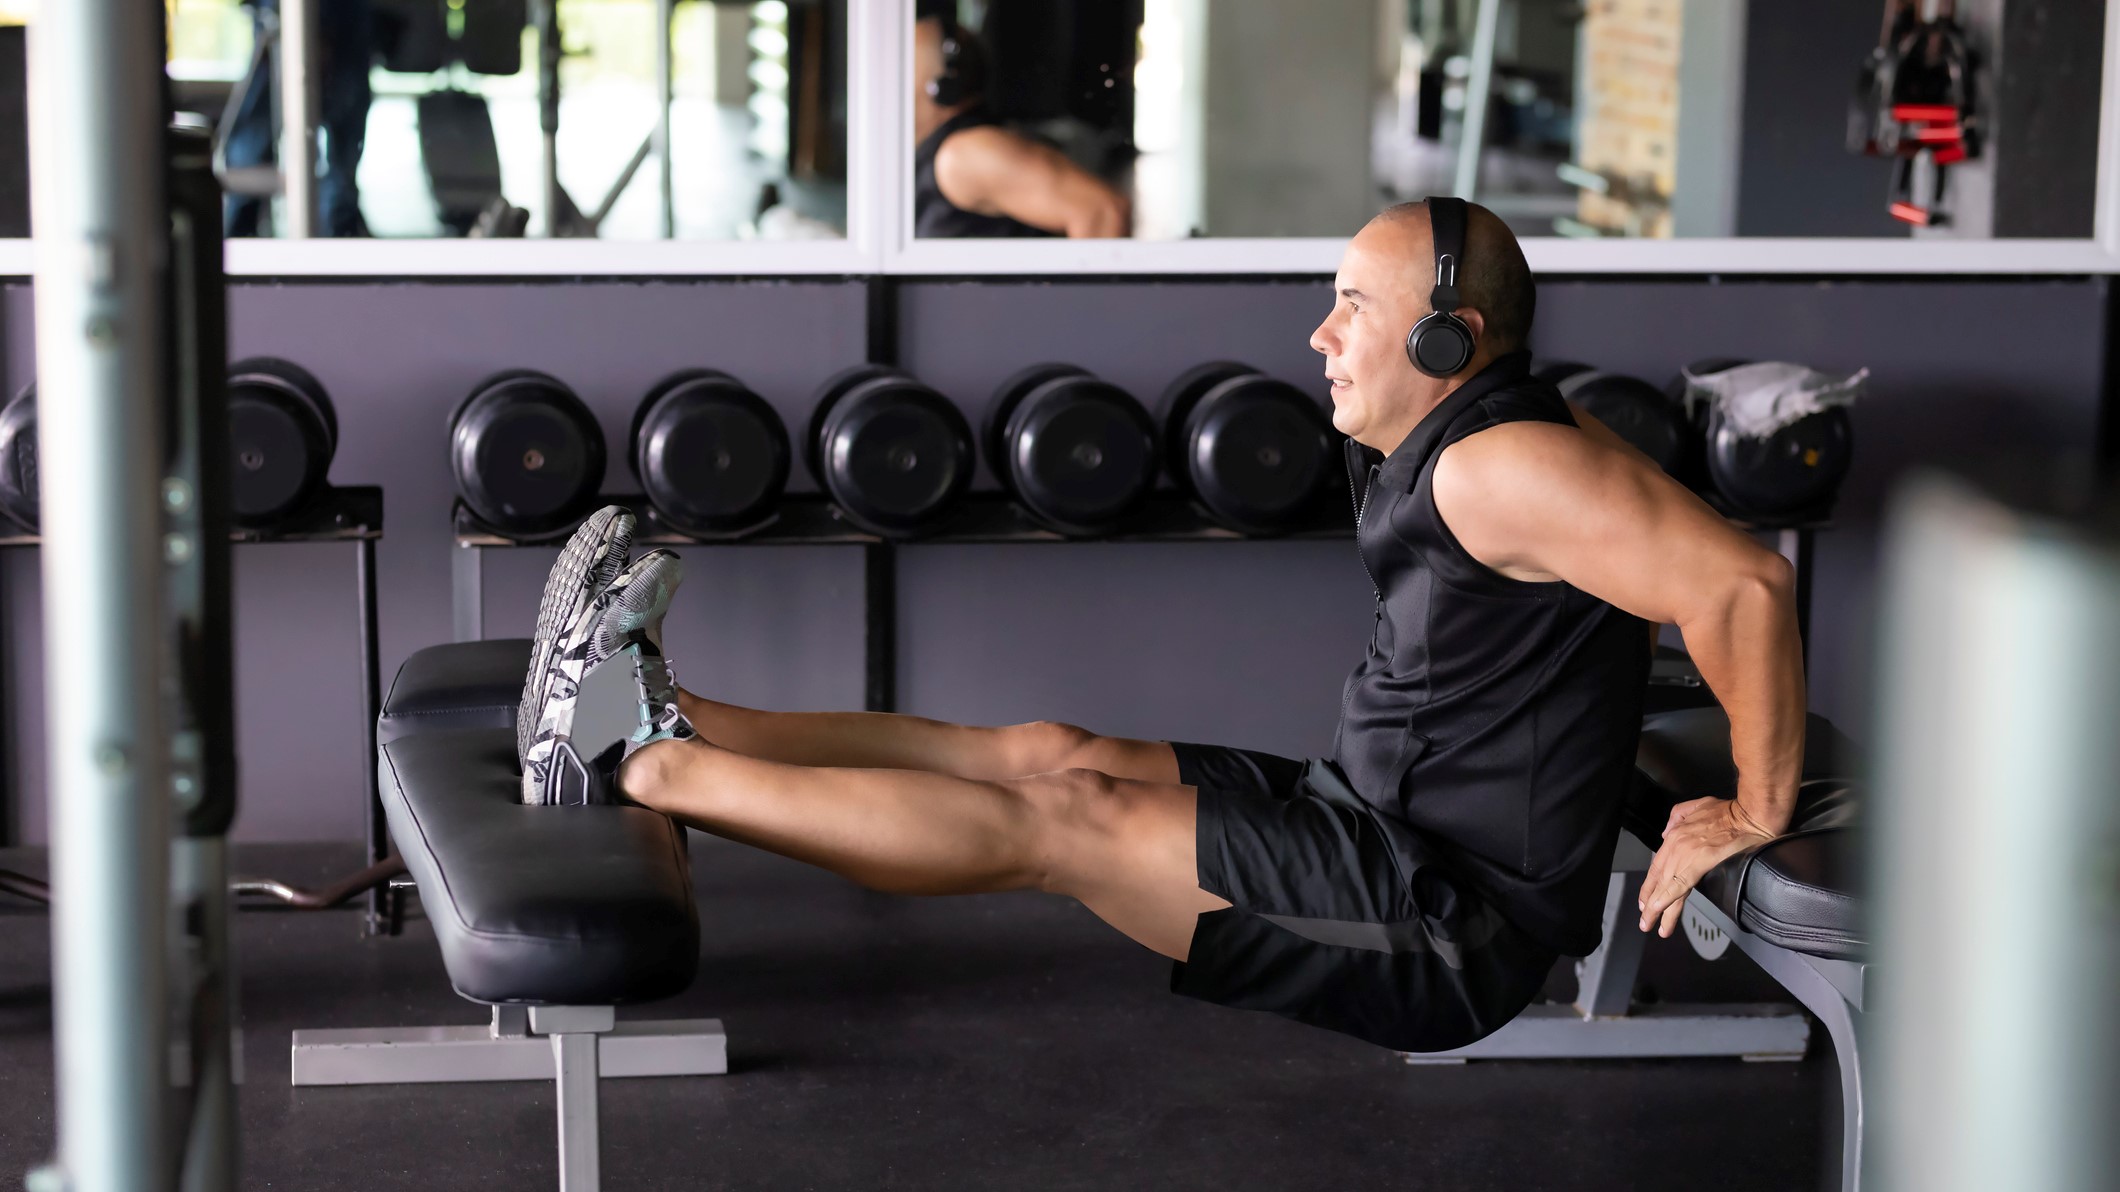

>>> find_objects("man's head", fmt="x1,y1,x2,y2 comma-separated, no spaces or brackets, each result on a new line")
914,12,989,139
1311,201,1535,452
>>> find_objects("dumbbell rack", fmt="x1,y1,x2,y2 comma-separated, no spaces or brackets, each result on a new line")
449,490,1356,713
0,484,400,937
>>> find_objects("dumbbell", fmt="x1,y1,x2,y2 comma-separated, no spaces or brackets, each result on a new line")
1157,362,1332,534
450,369,606,537
807,365,974,537
983,364,1157,536
1670,359,1854,522
629,369,790,537
228,356,339,530
0,358,341,535
0,384,36,532
1535,361,1690,477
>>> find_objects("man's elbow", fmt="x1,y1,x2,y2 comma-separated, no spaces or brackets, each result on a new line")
1733,551,1798,620
1066,192,1130,239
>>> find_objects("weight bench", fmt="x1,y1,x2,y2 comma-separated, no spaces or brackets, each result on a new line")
291,640,728,1192
1411,708,1867,1192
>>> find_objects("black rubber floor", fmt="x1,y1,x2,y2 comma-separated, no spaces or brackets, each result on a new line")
0,841,1835,1191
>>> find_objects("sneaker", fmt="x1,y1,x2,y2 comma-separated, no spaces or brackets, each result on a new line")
520,549,698,805
517,506,635,768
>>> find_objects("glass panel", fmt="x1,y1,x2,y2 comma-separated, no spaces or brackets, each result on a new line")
911,0,2106,241
153,0,847,239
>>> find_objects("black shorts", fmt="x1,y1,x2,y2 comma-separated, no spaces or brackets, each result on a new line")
1169,742,1557,1053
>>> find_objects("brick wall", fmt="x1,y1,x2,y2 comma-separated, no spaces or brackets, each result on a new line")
1577,0,1681,237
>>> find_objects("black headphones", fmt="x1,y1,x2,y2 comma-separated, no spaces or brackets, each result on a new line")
1405,196,1477,379
928,8,968,107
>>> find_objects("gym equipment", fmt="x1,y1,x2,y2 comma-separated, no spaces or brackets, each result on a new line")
1406,195,1476,378
450,369,607,538
1535,362,1691,477
227,355,338,530
374,0,525,76
1674,359,1855,523
1418,706,1867,1192
293,639,727,1192
807,365,974,538
416,90,508,237
1847,2,1980,226
1157,362,1333,535
983,363,1156,536
630,369,791,537
0,384,35,531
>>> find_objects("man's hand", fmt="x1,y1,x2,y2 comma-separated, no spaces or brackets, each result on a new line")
1636,797,1778,937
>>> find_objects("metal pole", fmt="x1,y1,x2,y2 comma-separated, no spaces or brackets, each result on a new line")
276,0,319,237
1869,475,2120,1192
1451,0,1501,200
538,0,565,236
356,537,387,935
656,0,676,239
863,542,894,713
27,1,174,1187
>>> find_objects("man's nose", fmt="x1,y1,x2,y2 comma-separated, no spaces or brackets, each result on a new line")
1309,319,1335,355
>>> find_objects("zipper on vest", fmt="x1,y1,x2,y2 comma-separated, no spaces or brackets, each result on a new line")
1354,464,1381,598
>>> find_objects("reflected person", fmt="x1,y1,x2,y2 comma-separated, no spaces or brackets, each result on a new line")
914,10,1129,239
224,0,374,238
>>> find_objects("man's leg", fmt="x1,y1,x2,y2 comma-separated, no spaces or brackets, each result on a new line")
621,737,1224,960
676,690,1182,784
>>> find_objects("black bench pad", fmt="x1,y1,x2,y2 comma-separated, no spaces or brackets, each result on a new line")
380,727,699,1005
1628,709,1864,960
377,637,531,745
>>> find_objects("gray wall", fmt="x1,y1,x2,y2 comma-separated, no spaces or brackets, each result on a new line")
1,275,2109,842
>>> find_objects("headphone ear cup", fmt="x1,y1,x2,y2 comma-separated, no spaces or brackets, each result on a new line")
1406,313,1475,379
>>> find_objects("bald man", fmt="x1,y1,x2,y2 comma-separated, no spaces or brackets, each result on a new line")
516,200,1805,1054
912,14,1129,239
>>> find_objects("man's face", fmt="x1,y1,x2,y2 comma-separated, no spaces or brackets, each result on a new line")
1310,218,1440,453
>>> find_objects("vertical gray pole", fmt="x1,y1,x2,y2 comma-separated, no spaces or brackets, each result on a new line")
27,3,174,1190
1450,0,1501,200
1869,476,2120,1192
277,0,319,237
656,0,676,239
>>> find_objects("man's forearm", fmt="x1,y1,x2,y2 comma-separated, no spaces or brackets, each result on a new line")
1677,565,1806,835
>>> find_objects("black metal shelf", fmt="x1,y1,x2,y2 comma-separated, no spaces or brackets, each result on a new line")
451,489,1357,548
0,483,395,936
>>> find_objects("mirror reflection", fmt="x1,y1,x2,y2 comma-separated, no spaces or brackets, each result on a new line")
913,0,2105,241
159,0,847,239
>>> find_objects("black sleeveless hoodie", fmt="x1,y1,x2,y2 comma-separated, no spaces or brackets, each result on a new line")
1332,351,1650,957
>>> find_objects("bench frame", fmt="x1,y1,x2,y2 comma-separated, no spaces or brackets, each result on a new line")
1401,834,1868,1192
292,1005,728,1191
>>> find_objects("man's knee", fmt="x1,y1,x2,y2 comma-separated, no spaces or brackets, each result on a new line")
1008,766,1130,895
1001,719,1099,776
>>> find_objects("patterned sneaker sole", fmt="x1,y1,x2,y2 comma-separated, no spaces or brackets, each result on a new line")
521,548,683,805
517,506,635,764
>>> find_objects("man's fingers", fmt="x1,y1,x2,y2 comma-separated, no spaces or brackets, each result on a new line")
1658,895,1685,938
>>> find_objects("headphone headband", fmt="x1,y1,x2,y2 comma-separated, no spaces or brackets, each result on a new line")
1427,196,1467,316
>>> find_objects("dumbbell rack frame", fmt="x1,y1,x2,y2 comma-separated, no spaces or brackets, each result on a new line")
0,484,400,937
450,490,1359,712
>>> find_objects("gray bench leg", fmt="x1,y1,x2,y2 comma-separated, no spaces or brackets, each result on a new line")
535,1007,610,1192
293,1005,726,1192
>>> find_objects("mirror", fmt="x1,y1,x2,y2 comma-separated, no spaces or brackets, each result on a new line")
910,0,2106,241
154,0,847,240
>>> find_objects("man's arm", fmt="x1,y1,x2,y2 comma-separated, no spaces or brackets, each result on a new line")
933,126,1130,238
1432,419,1806,937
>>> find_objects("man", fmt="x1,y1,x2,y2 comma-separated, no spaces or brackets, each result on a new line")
912,8,1129,239
513,199,1805,1053
224,0,373,238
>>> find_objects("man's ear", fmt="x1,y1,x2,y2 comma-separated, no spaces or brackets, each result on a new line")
1457,307,1489,345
